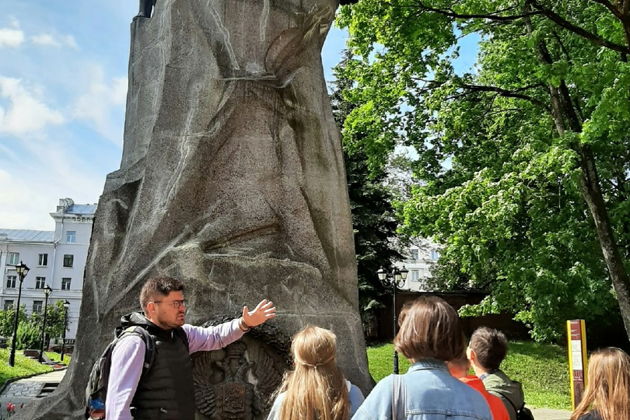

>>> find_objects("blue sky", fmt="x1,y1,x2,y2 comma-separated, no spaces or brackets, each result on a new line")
0,2,477,230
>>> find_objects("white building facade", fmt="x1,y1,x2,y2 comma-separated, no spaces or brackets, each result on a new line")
395,238,441,292
0,198,96,339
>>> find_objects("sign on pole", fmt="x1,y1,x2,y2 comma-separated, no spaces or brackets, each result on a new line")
567,319,588,409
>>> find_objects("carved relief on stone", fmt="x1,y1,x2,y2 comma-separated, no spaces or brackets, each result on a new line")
192,325,290,420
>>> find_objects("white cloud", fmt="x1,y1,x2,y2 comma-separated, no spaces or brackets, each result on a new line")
0,27,24,48
0,149,104,230
31,33,79,49
72,65,127,145
31,33,60,47
0,76,65,137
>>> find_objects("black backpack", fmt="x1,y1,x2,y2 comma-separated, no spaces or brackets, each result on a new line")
495,390,535,420
85,326,156,420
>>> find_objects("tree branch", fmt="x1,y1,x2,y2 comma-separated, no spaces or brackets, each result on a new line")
414,1,540,21
530,0,630,54
587,0,624,19
459,83,549,110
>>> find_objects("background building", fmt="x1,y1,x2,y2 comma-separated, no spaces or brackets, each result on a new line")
0,198,96,339
395,238,441,292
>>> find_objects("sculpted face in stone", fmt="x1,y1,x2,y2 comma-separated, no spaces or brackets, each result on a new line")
19,2,370,418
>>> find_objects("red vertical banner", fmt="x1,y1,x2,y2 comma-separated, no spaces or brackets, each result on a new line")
567,319,588,409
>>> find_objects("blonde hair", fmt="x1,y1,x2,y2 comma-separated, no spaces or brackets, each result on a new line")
277,326,350,420
570,347,630,420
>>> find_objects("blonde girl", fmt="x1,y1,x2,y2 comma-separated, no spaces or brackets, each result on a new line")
267,325,364,420
570,347,630,420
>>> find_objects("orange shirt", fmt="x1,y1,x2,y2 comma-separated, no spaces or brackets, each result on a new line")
460,375,510,420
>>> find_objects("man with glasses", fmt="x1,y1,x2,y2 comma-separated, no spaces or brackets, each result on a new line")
105,276,276,420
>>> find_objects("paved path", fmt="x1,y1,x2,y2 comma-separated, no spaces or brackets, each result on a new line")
0,368,66,413
531,408,572,420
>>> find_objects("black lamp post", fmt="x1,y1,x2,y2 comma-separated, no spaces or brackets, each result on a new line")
9,262,29,367
38,285,53,363
377,266,409,374
61,300,70,361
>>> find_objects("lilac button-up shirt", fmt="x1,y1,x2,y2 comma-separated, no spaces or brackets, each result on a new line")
105,318,244,420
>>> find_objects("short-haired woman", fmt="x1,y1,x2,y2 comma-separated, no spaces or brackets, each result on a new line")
570,347,630,420
267,325,364,420
351,296,491,420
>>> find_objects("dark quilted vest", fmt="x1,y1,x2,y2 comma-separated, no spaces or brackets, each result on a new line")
130,326,195,420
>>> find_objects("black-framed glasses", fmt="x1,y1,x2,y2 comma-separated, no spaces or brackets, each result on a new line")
152,299,186,309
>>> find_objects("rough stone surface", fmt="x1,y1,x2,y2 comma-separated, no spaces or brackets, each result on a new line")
18,1,370,418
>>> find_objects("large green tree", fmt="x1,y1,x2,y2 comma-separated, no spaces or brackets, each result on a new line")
331,50,403,338
338,0,630,341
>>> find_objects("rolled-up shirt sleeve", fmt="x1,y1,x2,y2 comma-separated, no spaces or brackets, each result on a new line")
105,336,145,420
183,318,244,353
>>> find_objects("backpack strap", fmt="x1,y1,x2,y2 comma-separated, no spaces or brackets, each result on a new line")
118,326,156,373
391,374,406,420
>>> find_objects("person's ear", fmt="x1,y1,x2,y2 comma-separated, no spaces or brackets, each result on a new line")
466,347,475,362
145,302,155,316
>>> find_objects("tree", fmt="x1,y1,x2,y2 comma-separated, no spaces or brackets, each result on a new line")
0,301,68,349
331,50,403,338
338,0,630,341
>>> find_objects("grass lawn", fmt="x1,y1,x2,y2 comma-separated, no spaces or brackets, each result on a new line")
367,341,571,410
45,351,71,365
0,349,53,387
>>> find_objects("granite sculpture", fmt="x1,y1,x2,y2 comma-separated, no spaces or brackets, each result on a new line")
18,0,369,418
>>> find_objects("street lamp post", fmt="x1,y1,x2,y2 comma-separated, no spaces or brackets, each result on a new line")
61,300,70,361
377,266,409,374
9,262,30,367
38,285,53,363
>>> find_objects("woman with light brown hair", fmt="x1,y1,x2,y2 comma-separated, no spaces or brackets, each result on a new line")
351,296,491,419
267,325,364,420
570,347,630,420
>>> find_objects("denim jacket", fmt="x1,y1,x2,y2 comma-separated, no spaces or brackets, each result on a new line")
352,359,492,420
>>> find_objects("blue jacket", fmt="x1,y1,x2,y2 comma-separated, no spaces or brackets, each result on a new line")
352,359,492,420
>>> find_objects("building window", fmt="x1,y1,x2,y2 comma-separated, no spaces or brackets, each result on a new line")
4,300,14,310
66,231,76,243
410,249,419,261
61,278,71,290
35,277,46,289
63,254,74,268
431,250,440,261
7,252,19,265
33,300,43,313
411,270,420,282
38,253,48,266
6,275,17,289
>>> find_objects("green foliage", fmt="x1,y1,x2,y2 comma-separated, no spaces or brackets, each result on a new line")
338,0,630,341
0,348,53,386
0,301,69,350
15,322,41,350
331,50,403,336
367,341,571,409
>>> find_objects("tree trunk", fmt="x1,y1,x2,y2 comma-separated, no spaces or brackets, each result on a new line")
524,1,630,340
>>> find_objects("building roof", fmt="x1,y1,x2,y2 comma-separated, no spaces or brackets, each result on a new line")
0,229,54,243
66,204,97,215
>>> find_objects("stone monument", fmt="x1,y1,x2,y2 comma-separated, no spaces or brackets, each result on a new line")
18,0,368,418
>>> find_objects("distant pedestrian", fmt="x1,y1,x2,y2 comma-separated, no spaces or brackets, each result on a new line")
448,354,510,420
351,296,491,420
267,325,364,420
468,327,526,420
570,347,630,420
